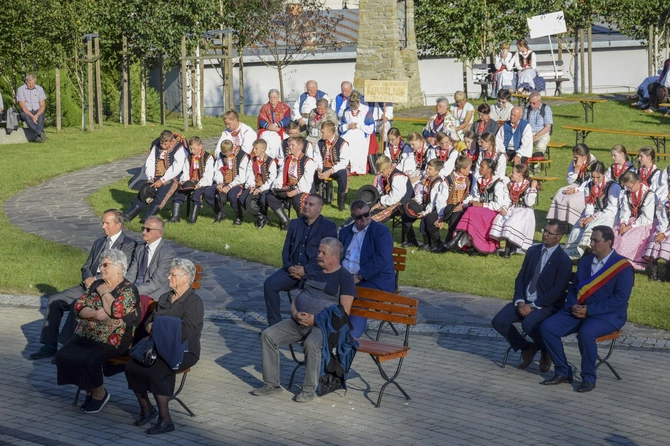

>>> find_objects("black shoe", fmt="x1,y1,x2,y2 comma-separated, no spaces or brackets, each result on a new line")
431,243,448,253
80,394,92,411
134,406,158,426
577,381,596,392
122,202,143,222
540,374,573,385
257,215,269,229
188,205,200,224
167,202,182,223
233,218,243,225
140,203,160,224
214,210,226,223
29,345,57,360
82,390,110,414
146,419,175,435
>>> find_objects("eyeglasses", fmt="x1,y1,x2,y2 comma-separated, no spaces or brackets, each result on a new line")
541,228,561,236
168,272,186,278
100,262,115,268
353,212,371,220
141,227,160,232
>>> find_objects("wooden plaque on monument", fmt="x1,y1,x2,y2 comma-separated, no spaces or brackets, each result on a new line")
364,80,409,104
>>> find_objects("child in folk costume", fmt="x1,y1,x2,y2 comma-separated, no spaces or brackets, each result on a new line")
564,161,622,260
444,158,511,254
605,144,636,184
414,159,446,250
433,155,474,252
474,132,506,181
383,127,414,175
435,132,466,179
514,39,538,93
494,43,515,95
406,132,435,185
613,170,657,270
240,139,278,229
489,164,538,257
643,191,670,281
173,136,216,224
207,140,249,223
462,130,479,168
339,92,375,175
637,146,669,202
547,143,598,225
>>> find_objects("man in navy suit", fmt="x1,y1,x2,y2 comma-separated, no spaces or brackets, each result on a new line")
263,194,337,326
339,199,395,337
30,209,137,359
541,225,634,392
492,220,572,372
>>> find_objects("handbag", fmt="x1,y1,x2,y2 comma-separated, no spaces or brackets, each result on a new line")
128,336,157,367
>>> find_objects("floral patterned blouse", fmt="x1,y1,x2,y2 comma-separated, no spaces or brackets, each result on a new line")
73,279,141,350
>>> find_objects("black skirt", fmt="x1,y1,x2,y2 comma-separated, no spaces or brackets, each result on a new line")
125,352,198,396
55,336,127,390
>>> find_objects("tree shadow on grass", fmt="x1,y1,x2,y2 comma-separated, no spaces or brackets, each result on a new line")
34,284,58,297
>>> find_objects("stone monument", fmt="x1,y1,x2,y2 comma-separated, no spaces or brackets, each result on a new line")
353,0,423,109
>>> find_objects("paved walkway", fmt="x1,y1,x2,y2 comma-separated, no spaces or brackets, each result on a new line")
1,138,670,444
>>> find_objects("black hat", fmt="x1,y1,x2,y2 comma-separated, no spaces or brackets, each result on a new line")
272,188,290,200
138,182,158,205
356,185,380,207
179,180,197,192
403,200,423,219
245,193,262,216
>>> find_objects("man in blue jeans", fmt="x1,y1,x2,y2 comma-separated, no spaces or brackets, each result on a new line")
17,74,47,142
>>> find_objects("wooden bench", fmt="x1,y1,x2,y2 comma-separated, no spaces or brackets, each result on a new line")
393,116,430,124
526,158,552,176
351,287,419,407
513,93,607,123
627,150,670,163
472,63,495,102
563,125,670,154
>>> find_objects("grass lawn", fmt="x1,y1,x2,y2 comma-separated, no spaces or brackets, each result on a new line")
4,99,670,329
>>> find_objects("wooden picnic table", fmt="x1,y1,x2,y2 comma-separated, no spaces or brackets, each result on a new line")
563,124,670,154
513,94,607,123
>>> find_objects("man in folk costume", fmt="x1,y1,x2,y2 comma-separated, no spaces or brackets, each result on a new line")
541,226,634,393
281,122,308,162
333,80,355,119
123,130,188,223
240,139,278,229
215,139,251,225
292,80,329,131
312,121,351,212
215,110,255,158
257,89,291,163
266,135,317,229
415,158,446,250
495,106,533,165
168,136,215,224
433,155,473,252
306,98,339,145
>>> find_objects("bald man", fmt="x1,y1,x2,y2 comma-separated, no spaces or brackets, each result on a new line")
495,105,533,165
292,80,329,130
333,81,354,119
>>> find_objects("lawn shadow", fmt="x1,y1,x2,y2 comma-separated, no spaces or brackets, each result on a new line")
109,188,136,208
34,284,58,297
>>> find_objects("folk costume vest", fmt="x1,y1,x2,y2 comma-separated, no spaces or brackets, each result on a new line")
188,150,213,182
502,120,530,151
382,168,414,203
282,153,311,187
586,180,615,213
219,149,247,185
317,137,346,169
477,177,501,203
508,180,531,208
153,143,184,179
421,176,443,210
609,162,634,184
252,155,275,187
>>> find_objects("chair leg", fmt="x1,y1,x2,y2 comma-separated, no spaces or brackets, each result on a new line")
287,343,305,389
501,346,513,368
73,387,81,406
168,372,196,417
370,356,409,408
595,339,621,380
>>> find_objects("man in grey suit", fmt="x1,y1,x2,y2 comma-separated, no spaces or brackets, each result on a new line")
30,209,137,360
126,216,176,299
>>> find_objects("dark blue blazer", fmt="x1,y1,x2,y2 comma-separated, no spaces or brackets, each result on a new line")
513,243,572,311
282,215,337,275
565,251,634,328
339,220,395,293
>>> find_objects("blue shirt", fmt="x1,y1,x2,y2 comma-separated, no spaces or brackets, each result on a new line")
526,104,553,134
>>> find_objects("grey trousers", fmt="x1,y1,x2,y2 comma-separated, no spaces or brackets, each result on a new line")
40,284,86,347
261,318,323,393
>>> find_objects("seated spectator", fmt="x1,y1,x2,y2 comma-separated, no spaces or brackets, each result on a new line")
643,58,670,113
613,171,656,270
471,103,499,138
29,210,137,360
240,139,278,229
215,110,256,158
210,140,249,223
423,96,457,146
564,162,621,260
475,132,506,180
263,194,337,326
292,80,329,130
494,43,515,95
415,159,446,250
125,258,204,434
370,155,414,220
257,89,291,163
339,92,374,175
630,72,660,109
280,122,306,162
123,130,188,223
307,98,338,144
490,89,514,125
605,144,636,184
339,200,395,337
406,132,434,181
54,249,140,414
312,121,351,211
435,132,463,179
462,130,479,168
450,91,475,140
17,73,47,142
254,238,356,403
495,106,532,165
489,164,539,257
547,144,598,226
266,136,317,227
433,155,473,252
368,100,394,138
514,39,538,93
525,92,553,155
643,189,670,281
383,127,413,171
492,220,572,372
638,146,668,202
333,80,354,119
541,226,634,393
444,158,510,254
169,136,215,224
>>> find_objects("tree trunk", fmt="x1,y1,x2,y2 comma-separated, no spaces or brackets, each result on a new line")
278,65,285,102
181,35,188,131
238,49,245,115
587,26,592,94
649,25,654,76
580,28,585,95
87,38,94,132
95,36,103,129
122,35,129,127
140,59,146,126
159,56,165,125
195,44,202,129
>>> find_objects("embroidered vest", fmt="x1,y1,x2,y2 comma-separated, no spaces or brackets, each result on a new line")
508,181,531,207
445,173,472,205
575,160,596,186
188,150,213,182
382,169,414,203
479,178,501,203
421,176,443,209
591,180,615,213
153,143,184,179
252,155,275,187
317,137,346,168
282,153,311,187
219,149,247,184
624,188,652,219
609,163,634,184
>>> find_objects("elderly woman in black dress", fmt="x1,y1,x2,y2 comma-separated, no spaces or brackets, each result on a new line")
125,258,204,435
55,249,140,414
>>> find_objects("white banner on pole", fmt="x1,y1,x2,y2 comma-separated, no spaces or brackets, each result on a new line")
527,11,567,39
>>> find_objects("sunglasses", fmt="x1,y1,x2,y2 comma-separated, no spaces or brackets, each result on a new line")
141,227,160,232
353,212,371,220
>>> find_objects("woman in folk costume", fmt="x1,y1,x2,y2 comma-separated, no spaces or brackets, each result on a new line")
462,130,479,171
514,39,538,93
423,96,457,146
613,170,657,270
435,131,465,179
494,43,515,95
444,158,510,254
474,132,506,181
339,92,375,175
450,91,475,140
257,89,291,162
605,144,636,184
564,161,622,260
406,131,435,185
637,146,669,202
547,143,598,225
643,190,670,281
470,104,498,139
489,164,539,257
383,127,414,175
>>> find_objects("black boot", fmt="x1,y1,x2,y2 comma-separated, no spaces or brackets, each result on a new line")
214,195,226,223
337,193,347,212
167,202,182,223
272,207,290,230
442,231,464,252
188,205,200,224
648,262,660,281
140,203,160,223
233,207,243,225
503,242,517,259
401,226,420,248
257,214,270,229
665,261,670,282
122,201,143,222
